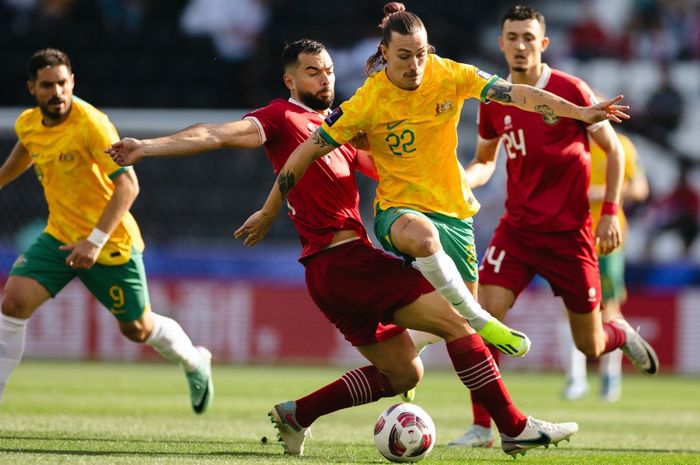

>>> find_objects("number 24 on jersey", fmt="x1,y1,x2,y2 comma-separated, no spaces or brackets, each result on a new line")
502,129,527,159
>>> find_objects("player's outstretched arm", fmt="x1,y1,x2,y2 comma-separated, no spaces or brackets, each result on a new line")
464,136,502,189
105,120,261,166
234,129,335,246
486,79,630,125
0,141,33,190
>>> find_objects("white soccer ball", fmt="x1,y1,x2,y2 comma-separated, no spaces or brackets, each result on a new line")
374,403,436,463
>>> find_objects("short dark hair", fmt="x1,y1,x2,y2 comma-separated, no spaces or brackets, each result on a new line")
501,5,546,31
27,48,72,81
282,39,326,70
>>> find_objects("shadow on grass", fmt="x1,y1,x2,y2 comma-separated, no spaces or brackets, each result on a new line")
0,435,241,446
0,438,386,463
0,448,277,459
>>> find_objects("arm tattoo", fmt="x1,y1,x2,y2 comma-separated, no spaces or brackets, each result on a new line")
488,82,513,103
534,104,556,118
278,171,295,198
311,129,330,149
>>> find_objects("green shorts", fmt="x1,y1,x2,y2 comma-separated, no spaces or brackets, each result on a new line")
9,233,150,321
598,248,626,303
374,206,478,283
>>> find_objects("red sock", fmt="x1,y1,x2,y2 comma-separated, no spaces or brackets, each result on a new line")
294,365,396,427
602,321,627,353
470,344,500,428
447,334,527,437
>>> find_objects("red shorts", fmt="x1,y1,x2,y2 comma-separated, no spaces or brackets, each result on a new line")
303,239,434,346
479,219,601,313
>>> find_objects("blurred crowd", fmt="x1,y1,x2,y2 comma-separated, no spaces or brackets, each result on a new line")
1,0,699,263
568,0,700,61
0,0,496,107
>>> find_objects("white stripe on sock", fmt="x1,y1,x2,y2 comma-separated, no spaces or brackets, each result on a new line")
342,369,374,406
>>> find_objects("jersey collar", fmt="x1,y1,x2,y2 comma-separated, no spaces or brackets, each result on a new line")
506,63,552,89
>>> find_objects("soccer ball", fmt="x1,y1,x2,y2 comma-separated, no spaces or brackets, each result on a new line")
374,403,436,463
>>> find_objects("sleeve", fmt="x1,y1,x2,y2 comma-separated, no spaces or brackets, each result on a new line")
319,88,369,147
87,114,124,179
573,77,595,107
620,135,640,181
574,78,608,132
477,102,498,139
452,60,499,102
14,109,32,142
245,102,281,145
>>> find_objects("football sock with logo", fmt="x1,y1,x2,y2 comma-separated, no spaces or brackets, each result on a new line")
294,365,396,428
145,312,201,372
413,250,490,330
602,321,627,353
447,334,526,437
470,344,501,429
0,314,28,402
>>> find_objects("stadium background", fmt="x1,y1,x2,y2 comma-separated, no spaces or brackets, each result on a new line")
1,0,699,373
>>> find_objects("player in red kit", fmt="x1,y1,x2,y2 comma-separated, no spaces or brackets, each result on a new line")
447,5,660,448
108,38,579,458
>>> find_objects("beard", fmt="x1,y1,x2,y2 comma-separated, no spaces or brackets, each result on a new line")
39,98,70,120
298,88,334,111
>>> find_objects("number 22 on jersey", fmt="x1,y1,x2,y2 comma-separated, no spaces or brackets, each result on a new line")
502,129,527,159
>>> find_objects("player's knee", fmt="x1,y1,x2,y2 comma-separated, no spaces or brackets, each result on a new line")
390,370,422,393
1,293,32,319
119,322,150,343
413,235,441,257
383,362,423,393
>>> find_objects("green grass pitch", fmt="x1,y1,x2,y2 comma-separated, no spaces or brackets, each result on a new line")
1,361,699,464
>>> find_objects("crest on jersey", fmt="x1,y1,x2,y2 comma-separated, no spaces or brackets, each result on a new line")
503,115,513,130
325,106,343,127
435,99,454,117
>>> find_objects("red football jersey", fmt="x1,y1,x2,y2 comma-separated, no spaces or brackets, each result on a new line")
478,65,602,231
245,98,370,260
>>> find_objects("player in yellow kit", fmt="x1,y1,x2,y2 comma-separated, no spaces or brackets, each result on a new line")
562,132,649,402
313,2,627,356
0,48,213,413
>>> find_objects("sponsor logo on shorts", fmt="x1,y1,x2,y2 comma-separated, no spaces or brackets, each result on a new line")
12,255,27,268
588,287,598,303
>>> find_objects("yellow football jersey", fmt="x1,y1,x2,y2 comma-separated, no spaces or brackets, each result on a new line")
589,132,640,239
15,97,144,265
320,54,498,219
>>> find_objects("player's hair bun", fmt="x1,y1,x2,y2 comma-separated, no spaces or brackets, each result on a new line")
383,2,405,17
